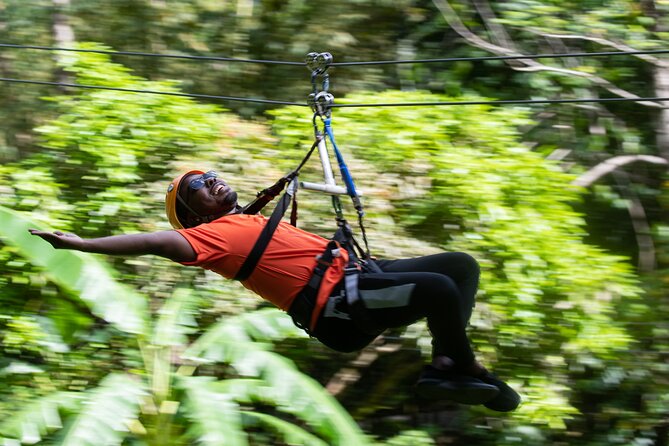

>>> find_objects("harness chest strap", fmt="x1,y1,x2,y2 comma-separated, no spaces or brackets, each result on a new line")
235,136,322,282
234,176,297,282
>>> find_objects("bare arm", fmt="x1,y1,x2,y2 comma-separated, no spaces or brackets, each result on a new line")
28,229,196,263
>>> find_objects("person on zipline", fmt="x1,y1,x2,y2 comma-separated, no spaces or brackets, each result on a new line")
29,169,520,412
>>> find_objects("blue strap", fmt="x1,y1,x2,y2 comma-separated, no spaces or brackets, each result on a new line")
324,117,358,198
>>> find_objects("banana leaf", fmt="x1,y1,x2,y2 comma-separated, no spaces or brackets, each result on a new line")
0,205,148,334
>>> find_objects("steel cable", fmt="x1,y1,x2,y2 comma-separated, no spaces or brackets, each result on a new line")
0,77,305,106
1,43,668,67
2,77,667,108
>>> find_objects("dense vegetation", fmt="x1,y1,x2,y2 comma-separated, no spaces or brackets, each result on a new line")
0,1,667,445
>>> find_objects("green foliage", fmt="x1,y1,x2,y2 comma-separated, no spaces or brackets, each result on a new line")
0,2,667,442
496,0,667,47
0,392,82,444
184,308,371,445
0,205,148,334
152,287,200,348
384,430,436,446
33,43,223,236
179,377,247,446
240,411,328,446
60,373,147,446
0,209,368,445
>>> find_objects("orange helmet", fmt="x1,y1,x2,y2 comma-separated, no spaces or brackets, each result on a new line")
165,169,204,229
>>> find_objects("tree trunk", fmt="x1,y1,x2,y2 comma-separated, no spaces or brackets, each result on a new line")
52,0,74,87
642,0,669,159
653,64,669,160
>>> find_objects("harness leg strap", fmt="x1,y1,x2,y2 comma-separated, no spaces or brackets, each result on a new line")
344,267,383,336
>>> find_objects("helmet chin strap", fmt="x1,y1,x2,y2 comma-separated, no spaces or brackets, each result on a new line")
187,204,241,227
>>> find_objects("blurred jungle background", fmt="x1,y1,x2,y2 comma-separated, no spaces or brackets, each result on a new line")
0,0,668,445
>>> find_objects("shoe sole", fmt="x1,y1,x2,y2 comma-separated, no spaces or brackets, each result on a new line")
415,380,500,405
484,391,522,412
479,377,522,411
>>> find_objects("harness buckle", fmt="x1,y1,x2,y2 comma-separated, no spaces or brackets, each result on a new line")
315,256,332,268
316,246,342,267
345,263,361,275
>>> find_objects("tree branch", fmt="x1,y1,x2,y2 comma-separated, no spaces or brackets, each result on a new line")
471,0,516,50
613,170,657,272
527,29,669,68
572,155,669,187
431,0,665,108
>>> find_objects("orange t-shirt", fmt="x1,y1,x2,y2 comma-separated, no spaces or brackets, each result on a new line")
176,214,347,323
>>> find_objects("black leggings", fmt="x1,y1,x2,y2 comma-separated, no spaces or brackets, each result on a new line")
312,252,480,366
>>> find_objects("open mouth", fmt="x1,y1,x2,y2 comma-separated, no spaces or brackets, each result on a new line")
212,182,227,196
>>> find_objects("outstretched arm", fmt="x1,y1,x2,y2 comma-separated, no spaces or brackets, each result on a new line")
28,229,196,263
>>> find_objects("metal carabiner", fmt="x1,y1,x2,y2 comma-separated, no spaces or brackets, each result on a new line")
305,52,332,75
314,91,334,118
316,52,333,71
307,92,317,114
305,52,320,72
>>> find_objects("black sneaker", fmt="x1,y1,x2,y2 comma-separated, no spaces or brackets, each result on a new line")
415,365,500,405
478,372,521,412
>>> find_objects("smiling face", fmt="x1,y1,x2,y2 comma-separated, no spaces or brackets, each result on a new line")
178,172,239,226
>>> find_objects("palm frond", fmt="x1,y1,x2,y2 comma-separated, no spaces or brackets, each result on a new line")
0,206,148,334
184,309,369,445
152,287,199,347
178,376,248,446
0,392,82,444
183,307,304,362
184,305,370,446
216,359,370,446
60,373,147,446
241,411,328,446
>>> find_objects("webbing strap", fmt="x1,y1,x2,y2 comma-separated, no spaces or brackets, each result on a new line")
234,177,296,282
234,137,321,282
343,266,384,335
344,268,360,305
241,136,321,216
241,177,289,215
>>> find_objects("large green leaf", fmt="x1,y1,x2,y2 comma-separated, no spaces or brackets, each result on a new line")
152,287,199,347
219,356,370,446
0,392,82,444
241,411,328,446
0,205,148,334
179,376,248,446
60,373,147,446
149,287,201,403
184,309,370,446
184,307,305,361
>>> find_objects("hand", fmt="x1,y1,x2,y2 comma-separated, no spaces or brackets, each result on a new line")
28,229,85,251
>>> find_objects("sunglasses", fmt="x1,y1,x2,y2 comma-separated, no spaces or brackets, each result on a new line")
188,171,218,190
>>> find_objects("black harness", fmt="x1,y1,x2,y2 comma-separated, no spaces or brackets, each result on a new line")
235,51,381,336
234,141,381,336
287,227,383,337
